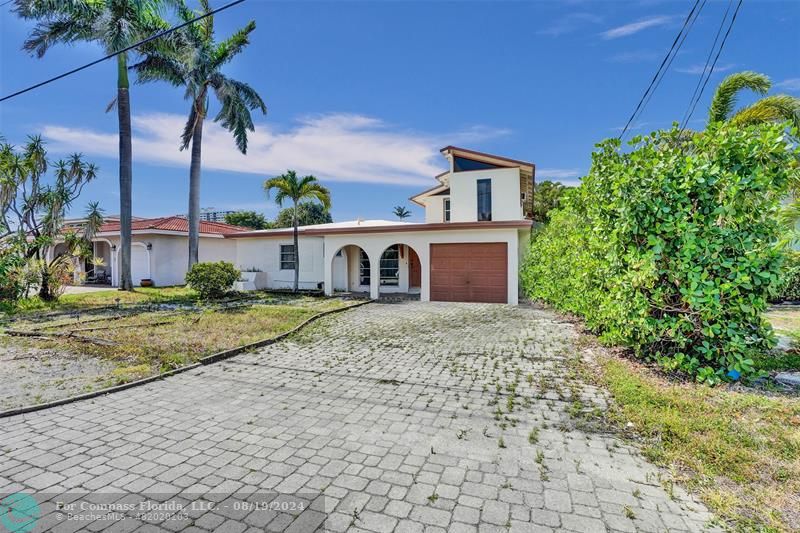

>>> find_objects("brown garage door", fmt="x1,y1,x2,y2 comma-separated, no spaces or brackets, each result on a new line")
430,243,507,303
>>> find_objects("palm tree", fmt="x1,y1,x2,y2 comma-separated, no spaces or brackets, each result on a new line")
708,71,800,130
132,0,266,269
393,206,411,220
14,0,174,291
264,171,331,292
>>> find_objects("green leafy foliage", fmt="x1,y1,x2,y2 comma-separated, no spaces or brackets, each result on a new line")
223,210,271,229
522,123,800,382
273,202,332,228
532,180,572,223
773,251,800,302
185,261,239,299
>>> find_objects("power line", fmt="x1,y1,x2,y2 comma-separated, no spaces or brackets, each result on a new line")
0,0,246,103
633,0,706,132
680,0,735,129
681,0,744,130
617,0,704,140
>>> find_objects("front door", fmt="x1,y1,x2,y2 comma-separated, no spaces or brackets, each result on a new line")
408,247,421,288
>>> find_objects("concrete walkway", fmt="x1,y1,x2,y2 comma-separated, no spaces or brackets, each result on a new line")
0,302,716,532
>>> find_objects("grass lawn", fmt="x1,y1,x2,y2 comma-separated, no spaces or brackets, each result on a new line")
0,288,357,409
593,352,800,532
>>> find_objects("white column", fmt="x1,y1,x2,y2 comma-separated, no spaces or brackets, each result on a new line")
323,246,334,296
507,235,519,305
368,250,380,300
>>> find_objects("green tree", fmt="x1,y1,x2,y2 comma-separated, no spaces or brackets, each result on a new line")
532,180,571,223
224,210,270,229
14,0,173,291
0,136,101,300
393,205,411,220
273,203,332,229
132,0,266,269
708,71,800,130
264,171,331,292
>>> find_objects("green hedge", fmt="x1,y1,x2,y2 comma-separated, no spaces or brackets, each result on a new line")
185,261,240,299
522,123,799,383
773,251,800,302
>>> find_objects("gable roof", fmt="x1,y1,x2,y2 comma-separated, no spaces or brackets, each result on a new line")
98,216,248,236
440,146,535,170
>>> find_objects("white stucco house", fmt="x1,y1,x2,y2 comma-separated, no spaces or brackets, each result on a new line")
57,146,535,304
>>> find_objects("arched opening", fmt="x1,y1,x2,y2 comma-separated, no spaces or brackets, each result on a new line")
331,244,372,295
89,239,113,285
378,243,422,297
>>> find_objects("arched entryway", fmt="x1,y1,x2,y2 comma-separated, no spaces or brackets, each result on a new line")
330,244,372,295
377,243,422,297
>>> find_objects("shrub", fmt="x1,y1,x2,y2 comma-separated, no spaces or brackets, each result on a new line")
522,123,800,383
773,251,800,302
185,261,239,299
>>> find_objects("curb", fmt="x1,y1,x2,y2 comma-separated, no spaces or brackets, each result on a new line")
0,299,372,419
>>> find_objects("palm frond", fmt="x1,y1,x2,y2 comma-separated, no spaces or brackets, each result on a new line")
23,16,94,57
181,103,200,151
729,94,800,131
130,53,187,86
211,20,256,69
708,71,771,124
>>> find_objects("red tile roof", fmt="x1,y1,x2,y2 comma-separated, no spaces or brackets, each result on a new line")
98,216,248,236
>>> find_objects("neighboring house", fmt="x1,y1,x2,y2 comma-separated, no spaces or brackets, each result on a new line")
55,146,534,304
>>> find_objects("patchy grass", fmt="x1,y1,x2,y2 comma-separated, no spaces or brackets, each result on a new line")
1,291,357,408
0,286,198,316
596,355,800,532
765,306,800,337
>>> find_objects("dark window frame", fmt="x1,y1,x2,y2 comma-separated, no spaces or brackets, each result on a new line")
477,178,492,221
379,245,400,286
359,249,371,286
444,198,451,222
280,244,296,270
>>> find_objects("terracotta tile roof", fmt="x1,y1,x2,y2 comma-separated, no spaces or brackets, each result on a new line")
98,216,248,235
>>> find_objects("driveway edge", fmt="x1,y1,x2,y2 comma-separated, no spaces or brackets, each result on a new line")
0,299,372,419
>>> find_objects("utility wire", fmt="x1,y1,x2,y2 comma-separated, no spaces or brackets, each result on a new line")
0,0,245,103
633,0,706,132
617,0,704,140
681,0,744,130
679,0,734,128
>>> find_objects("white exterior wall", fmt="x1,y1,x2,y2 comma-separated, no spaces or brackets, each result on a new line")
424,196,446,223
235,236,325,290
323,227,525,304
427,167,522,223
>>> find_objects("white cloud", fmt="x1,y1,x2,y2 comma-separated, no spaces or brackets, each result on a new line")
607,50,662,63
42,113,509,187
537,13,602,37
537,168,582,180
675,63,736,75
601,16,673,39
775,78,800,92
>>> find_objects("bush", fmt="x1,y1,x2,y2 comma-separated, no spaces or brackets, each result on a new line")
773,251,800,302
185,261,239,299
522,123,800,383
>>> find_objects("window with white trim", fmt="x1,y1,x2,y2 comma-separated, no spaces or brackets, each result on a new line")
280,244,295,270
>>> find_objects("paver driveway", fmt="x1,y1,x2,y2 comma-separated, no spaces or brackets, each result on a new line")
1,302,716,532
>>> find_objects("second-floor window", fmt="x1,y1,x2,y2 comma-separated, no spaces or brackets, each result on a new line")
477,179,492,221
444,198,451,222
280,244,296,270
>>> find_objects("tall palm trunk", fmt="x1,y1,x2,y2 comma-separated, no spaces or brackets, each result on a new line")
187,99,205,269
293,200,299,293
117,53,133,290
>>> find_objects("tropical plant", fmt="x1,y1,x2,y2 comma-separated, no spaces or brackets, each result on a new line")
532,181,572,223
0,136,102,300
264,170,331,292
393,206,411,220
223,210,270,229
522,122,800,383
132,0,266,269
185,260,239,299
273,203,332,229
14,0,175,291
708,71,800,130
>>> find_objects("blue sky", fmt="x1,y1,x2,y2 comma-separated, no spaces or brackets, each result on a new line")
1,0,798,223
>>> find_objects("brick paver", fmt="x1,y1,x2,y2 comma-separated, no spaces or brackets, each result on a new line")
0,302,716,532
